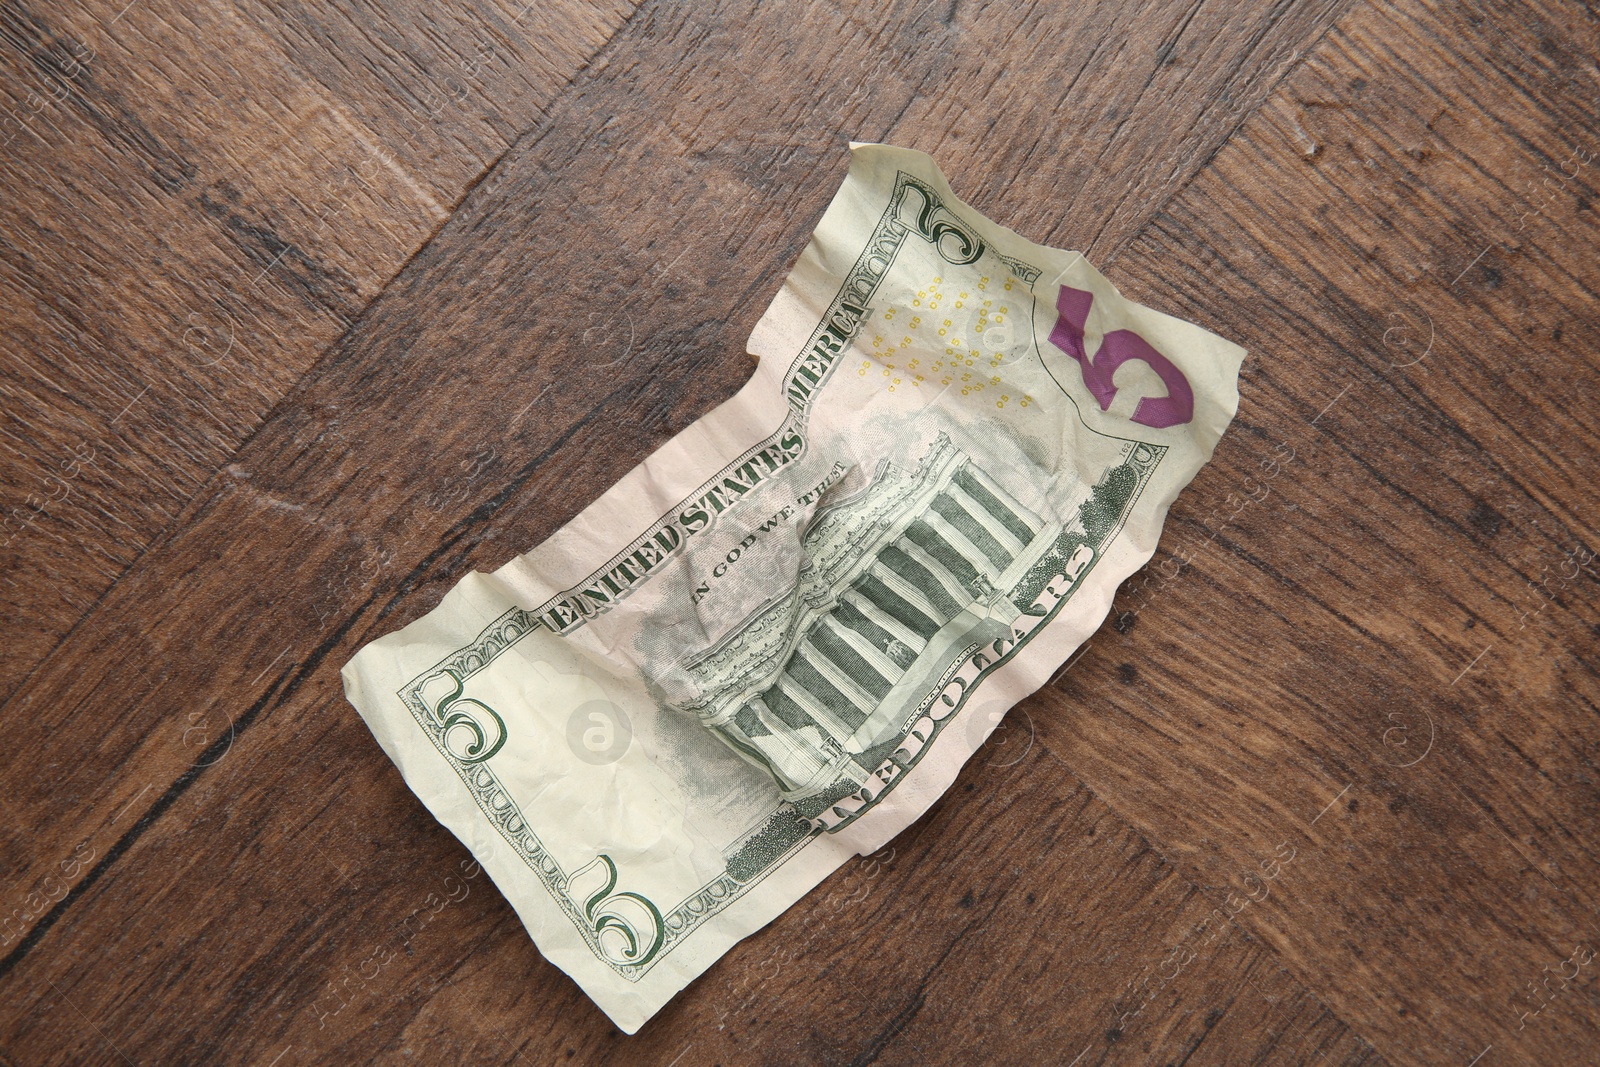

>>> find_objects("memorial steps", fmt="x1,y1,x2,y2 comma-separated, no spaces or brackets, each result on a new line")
705,446,1063,800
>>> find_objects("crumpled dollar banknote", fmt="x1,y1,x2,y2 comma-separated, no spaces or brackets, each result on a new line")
342,142,1244,1032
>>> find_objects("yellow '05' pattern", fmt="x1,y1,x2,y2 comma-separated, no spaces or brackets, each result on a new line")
858,273,1034,410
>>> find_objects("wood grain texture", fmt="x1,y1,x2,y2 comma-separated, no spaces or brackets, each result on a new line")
1034,0,1600,1062
0,0,637,700
1,0,1593,1062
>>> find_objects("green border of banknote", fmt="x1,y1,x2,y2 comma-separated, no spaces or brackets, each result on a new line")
394,171,1167,982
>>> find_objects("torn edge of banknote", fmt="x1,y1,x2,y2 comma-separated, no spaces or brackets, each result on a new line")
341,142,1245,1033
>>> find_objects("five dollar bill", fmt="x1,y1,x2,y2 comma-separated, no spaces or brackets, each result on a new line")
342,143,1245,1032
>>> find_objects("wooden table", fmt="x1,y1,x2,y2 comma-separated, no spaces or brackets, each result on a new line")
2,0,1596,1062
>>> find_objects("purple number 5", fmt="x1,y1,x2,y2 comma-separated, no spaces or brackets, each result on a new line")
1048,286,1195,429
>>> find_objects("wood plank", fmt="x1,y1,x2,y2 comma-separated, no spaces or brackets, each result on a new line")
0,0,638,701
1030,0,1600,1063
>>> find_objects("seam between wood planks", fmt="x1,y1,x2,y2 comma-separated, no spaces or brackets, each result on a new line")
1086,0,1360,266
